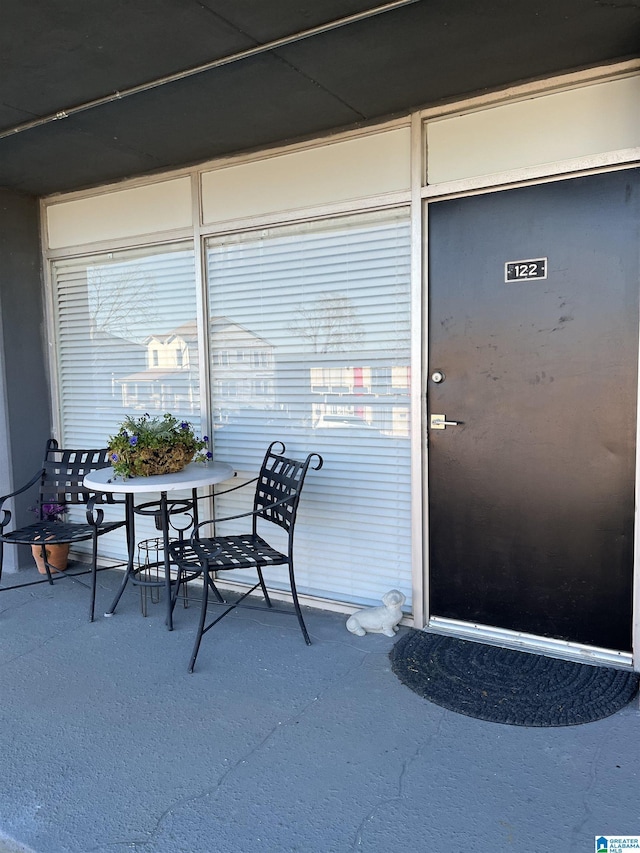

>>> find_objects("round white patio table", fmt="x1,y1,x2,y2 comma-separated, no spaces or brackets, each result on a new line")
84,461,235,630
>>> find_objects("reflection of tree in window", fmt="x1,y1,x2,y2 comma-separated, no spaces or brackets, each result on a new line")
290,292,364,353
87,262,157,339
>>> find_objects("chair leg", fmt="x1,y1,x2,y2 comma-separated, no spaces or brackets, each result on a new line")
256,567,272,607
40,544,55,585
288,562,311,645
188,565,210,674
186,570,230,672
89,535,99,622
208,573,225,604
189,566,219,672
169,570,180,614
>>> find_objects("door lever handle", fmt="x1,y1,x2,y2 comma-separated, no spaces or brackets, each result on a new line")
430,414,462,430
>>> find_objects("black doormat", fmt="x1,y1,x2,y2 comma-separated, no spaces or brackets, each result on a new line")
389,630,640,727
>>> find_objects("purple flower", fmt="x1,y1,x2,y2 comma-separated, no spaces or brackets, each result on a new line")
203,436,209,443
129,436,138,446
206,451,213,459
38,502,66,521
111,452,119,462
180,421,189,430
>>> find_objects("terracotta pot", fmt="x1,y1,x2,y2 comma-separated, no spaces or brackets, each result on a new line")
31,542,70,574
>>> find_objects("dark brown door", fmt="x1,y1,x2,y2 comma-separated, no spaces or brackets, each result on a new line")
427,170,639,652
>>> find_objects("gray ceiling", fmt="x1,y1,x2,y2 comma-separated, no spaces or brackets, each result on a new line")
2,0,639,197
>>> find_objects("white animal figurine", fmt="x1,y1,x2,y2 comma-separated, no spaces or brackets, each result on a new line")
346,589,406,637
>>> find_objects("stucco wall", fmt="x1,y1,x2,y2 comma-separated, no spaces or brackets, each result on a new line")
0,188,50,571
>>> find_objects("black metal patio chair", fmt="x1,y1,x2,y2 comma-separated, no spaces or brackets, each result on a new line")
0,439,127,621
168,441,323,672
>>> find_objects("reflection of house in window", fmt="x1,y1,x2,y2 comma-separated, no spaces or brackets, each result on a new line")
116,320,199,413
210,318,276,415
251,351,271,369
253,379,272,396
309,361,410,436
116,317,277,420
371,366,391,394
219,380,238,398
310,366,353,394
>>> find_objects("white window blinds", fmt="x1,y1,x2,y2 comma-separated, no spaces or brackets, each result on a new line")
206,209,412,607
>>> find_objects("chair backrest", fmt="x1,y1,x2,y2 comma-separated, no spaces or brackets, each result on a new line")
253,441,323,535
38,439,117,514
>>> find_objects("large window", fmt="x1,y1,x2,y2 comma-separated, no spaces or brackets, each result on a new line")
206,209,412,606
50,211,413,607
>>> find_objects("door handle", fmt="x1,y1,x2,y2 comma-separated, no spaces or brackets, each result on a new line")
430,414,462,430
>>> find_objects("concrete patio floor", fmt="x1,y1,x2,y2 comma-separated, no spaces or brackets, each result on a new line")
1,564,639,853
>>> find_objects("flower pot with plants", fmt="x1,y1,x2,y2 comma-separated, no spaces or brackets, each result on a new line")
108,412,211,479
30,502,70,574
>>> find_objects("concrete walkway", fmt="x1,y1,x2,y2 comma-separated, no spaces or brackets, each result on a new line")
1,566,639,853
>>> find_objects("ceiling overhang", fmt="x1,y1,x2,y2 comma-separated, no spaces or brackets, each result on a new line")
2,0,639,197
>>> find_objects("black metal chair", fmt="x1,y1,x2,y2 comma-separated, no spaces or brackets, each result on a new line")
168,441,323,672
0,439,127,621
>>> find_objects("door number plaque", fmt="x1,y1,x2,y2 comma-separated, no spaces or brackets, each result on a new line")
505,257,547,283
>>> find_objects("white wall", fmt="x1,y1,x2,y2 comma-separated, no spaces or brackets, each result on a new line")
45,128,412,248
46,177,193,249
201,128,412,225
427,75,640,184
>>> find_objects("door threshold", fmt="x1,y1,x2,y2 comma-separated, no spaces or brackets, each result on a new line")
426,616,635,671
